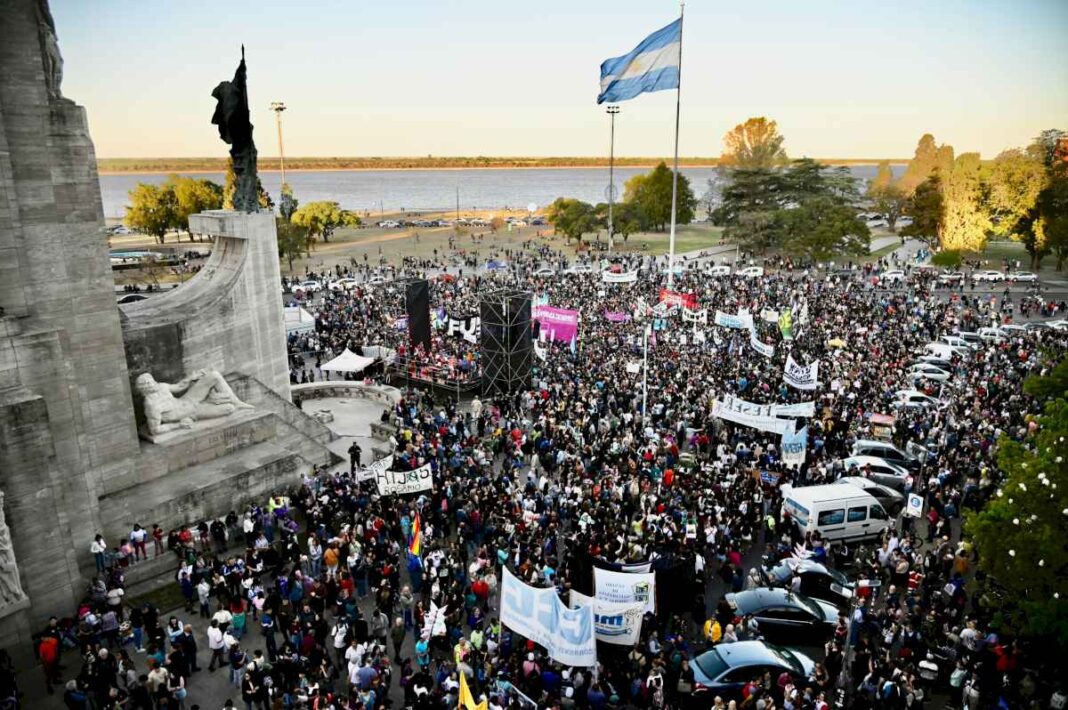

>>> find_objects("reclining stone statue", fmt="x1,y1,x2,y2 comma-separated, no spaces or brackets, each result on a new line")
135,369,252,437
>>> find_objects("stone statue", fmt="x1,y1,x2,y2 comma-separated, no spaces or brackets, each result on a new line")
211,46,258,212
0,492,28,608
135,369,252,437
37,0,64,100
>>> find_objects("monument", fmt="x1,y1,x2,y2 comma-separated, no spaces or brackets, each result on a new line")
0,0,338,657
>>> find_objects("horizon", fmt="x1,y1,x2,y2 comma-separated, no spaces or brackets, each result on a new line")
52,0,1066,161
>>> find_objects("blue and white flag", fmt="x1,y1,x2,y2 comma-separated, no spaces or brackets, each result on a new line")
597,18,682,104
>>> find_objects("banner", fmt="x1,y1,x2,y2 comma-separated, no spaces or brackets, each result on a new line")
720,394,814,420
500,568,596,667
602,270,638,284
797,301,809,325
682,308,708,325
749,329,775,358
781,426,808,469
760,308,780,324
784,355,819,391
906,493,924,518
570,590,644,646
712,398,796,436
355,454,394,483
633,297,652,320
779,308,794,341
594,567,656,614
658,289,697,310
445,315,480,343
421,601,448,640
714,310,755,330
604,311,631,323
533,306,579,343
376,463,433,496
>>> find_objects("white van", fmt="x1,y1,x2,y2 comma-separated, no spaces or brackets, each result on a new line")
782,484,893,543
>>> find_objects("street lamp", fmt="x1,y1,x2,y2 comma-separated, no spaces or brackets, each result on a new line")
270,101,287,185
606,105,620,253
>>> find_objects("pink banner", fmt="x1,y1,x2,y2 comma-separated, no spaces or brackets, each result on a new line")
604,311,631,323
534,306,579,343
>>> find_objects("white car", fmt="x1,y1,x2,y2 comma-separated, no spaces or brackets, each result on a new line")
909,363,952,382
971,270,1004,282
879,270,906,284
290,280,322,296
937,271,965,283
564,264,593,275
894,389,943,410
839,456,911,490
328,277,359,292
367,275,387,285
916,355,953,369
1007,271,1038,282
736,266,765,278
940,335,978,351
707,265,732,277
533,267,555,277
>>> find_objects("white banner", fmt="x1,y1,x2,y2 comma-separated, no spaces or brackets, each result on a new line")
602,270,638,284
714,310,754,330
784,355,819,391
445,315,480,343
781,426,808,469
720,394,815,420
594,567,656,614
421,601,448,640
712,398,796,436
570,590,644,646
749,329,775,358
760,308,780,324
356,454,394,483
500,568,596,667
376,463,433,496
906,494,924,518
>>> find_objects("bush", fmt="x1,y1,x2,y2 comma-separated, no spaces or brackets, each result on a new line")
931,249,962,268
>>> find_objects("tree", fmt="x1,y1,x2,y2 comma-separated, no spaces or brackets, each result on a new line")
901,176,943,245
613,201,645,243
489,216,504,233
940,153,990,252
897,133,955,196
780,196,870,261
712,168,782,226
279,183,299,222
720,117,787,169
276,219,311,273
290,201,360,245
545,197,599,243
727,209,783,253
125,183,177,244
1029,128,1067,167
222,158,274,210
867,161,907,232
987,149,1049,269
624,162,695,231
964,371,1068,649
1039,148,1068,270
165,175,223,241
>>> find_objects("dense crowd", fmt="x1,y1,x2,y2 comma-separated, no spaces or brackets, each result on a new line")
30,243,1068,710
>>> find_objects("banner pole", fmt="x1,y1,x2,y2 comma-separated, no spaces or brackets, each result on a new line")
666,1,684,290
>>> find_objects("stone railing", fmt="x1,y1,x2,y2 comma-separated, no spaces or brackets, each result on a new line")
291,381,402,407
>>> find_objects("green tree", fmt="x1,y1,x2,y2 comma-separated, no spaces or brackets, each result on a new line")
712,168,782,227
613,200,645,243
867,161,907,232
897,133,955,196
279,182,299,222
726,210,783,253
290,201,360,245
964,383,1068,648
1040,146,1068,270
940,153,990,252
276,219,311,273
780,196,870,260
987,149,1049,269
222,158,274,210
624,162,695,232
900,176,943,245
124,183,177,244
545,197,599,243
1028,128,1067,167
719,117,787,169
164,175,223,241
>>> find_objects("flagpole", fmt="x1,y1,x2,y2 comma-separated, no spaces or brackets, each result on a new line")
666,1,684,290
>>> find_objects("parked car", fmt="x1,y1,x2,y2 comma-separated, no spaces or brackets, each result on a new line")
1007,271,1038,282
839,455,911,491
736,266,765,278
564,264,593,275
939,334,978,351
937,271,965,284
971,270,1004,282
851,439,919,470
759,559,856,607
878,270,907,284
909,363,952,382
894,389,943,410
533,267,555,277
782,483,894,542
834,477,906,516
290,280,322,296
328,278,359,292
707,264,732,277
691,641,815,700
724,588,839,643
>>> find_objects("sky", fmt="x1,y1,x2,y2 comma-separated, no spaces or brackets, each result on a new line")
52,0,1068,160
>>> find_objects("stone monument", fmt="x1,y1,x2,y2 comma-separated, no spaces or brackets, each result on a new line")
0,0,338,658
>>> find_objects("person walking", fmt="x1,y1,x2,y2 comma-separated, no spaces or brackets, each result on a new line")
206,620,225,672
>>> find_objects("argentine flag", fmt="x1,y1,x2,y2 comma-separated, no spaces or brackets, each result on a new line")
597,18,682,104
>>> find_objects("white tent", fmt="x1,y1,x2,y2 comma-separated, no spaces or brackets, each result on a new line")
321,348,375,373
284,305,316,335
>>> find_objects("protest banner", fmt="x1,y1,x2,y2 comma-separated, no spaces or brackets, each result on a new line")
784,355,819,390
711,398,796,436
500,568,596,667
355,454,394,483
445,315,480,343
602,270,639,284
781,426,808,469
376,463,433,496
658,289,697,310
720,394,815,420
533,306,579,343
714,310,755,330
760,308,780,324
682,308,708,325
604,311,631,323
779,308,794,341
749,329,775,358
593,567,656,614
906,494,924,518
570,590,644,646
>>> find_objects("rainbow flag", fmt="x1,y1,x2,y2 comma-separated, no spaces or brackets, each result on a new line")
408,512,422,558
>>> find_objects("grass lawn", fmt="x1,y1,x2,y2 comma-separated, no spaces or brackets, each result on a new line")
862,242,901,262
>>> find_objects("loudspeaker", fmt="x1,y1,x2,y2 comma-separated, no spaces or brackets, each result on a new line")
480,289,533,397
404,279,432,352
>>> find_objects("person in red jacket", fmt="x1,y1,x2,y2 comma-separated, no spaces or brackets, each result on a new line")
37,635,60,694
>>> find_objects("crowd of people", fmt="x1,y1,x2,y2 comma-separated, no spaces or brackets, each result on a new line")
29,241,1068,710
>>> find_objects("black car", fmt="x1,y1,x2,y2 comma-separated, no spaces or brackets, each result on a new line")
691,641,816,701
725,588,840,643
759,559,855,608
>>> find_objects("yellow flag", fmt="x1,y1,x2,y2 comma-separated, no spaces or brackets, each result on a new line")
459,672,488,710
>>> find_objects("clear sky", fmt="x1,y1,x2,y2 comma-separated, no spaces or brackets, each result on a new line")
52,0,1068,160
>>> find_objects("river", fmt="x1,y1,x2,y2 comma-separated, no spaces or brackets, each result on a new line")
98,164,903,219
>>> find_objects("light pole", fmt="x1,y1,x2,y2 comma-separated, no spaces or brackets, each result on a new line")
270,101,287,185
642,324,651,425
606,105,620,254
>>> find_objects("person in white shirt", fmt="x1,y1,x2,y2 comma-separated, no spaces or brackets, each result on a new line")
90,535,107,572
206,620,226,671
